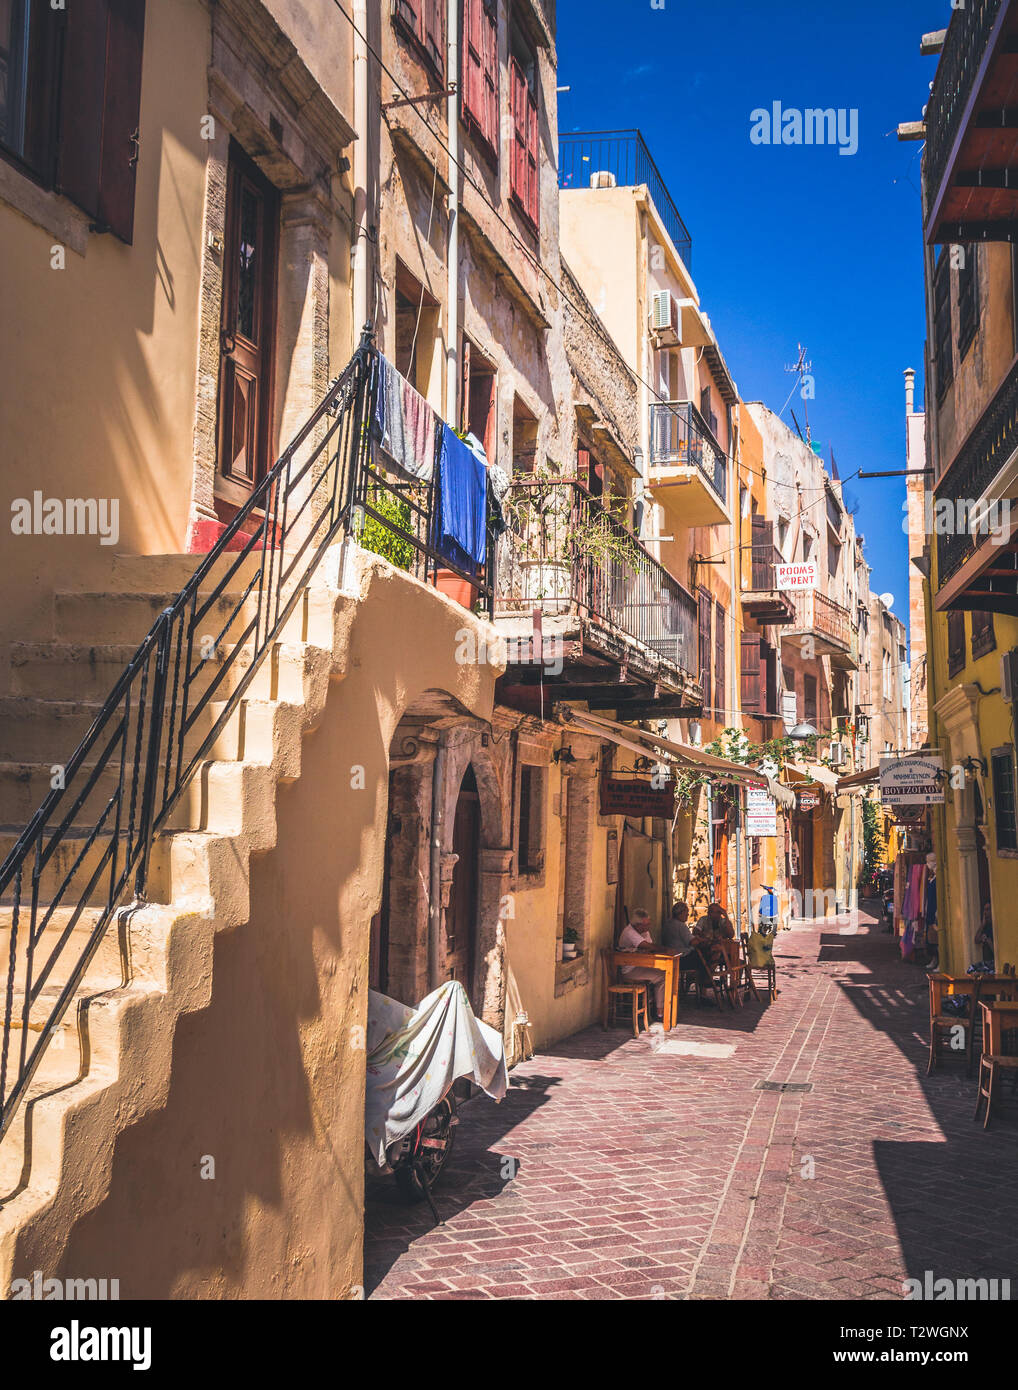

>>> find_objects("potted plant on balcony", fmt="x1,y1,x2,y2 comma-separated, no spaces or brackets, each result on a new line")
505,463,574,606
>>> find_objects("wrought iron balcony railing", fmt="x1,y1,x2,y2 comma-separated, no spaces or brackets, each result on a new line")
924,0,1004,218
558,130,692,269
495,479,698,679
649,400,727,506
937,353,1018,584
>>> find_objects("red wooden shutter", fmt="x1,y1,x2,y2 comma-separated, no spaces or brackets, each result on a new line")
714,601,725,721
423,0,445,75
741,633,761,712
462,0,481,127
698,590,712,716
510,57,538,227
56,0,146,244
395,0,421,39
482,2,499,150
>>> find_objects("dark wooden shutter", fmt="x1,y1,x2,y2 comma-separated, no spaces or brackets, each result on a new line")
698,590,712,715
764,641,778,716
971,608,996,659
423,0,445,75
714,601,725,721
394,0,421,38
741,632,762,712
56,0,146,244
947,609,966,677
750,514,773,589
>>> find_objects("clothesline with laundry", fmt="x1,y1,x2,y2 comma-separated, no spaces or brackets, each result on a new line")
371,353,510,574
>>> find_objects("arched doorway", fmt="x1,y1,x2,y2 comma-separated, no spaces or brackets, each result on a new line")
446,765,480,1004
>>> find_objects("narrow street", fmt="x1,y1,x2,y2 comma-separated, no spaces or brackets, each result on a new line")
366,908,1018,1300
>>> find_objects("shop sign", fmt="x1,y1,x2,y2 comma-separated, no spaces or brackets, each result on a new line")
775,560,818,592
746,787,777,836
599,777,675,818
879,755,945,806
798,788,821,812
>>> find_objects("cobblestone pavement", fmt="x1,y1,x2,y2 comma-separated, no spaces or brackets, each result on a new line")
365,910,1018,1299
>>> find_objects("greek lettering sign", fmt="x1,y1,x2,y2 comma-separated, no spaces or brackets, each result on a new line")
746,787,777,836
775,561,819,592
599,777,675,818
879,755,945,806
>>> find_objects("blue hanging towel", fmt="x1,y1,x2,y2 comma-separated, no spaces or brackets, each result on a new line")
433,424,487,572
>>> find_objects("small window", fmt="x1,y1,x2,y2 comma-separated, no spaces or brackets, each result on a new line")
971,608,996,661
802,532,813,563
517,764,546,875
934,247,954,400
958,243,979,359
947,608,966,678
991,748,1018,853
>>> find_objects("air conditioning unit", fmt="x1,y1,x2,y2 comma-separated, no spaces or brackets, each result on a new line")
829,740,848,768
1002,648,1018,703
650,290,679,345
589,170,617,189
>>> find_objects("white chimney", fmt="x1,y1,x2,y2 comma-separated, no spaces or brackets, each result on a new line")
904,367,915,416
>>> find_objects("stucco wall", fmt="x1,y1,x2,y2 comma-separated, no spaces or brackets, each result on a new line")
33,556,499,1297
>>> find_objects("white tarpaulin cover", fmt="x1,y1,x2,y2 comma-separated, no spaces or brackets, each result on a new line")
365,981,508,1168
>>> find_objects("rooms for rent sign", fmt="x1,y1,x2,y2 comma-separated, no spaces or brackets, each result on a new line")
879,756,945,806
775,561,818,591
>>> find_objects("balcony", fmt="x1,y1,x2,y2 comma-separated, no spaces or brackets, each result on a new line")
780,590,858,669
494,479,702,718
648,401,729,527
742,543,796,625
934,354,1018,612
558,130,692,269
924,0,1018,244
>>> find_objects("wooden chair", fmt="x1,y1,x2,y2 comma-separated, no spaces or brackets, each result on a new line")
601,949,649,1036
729,937,761,1006
927,974,980,1076
741,930,777,1002
974,1002,1018,1129
679,945,726,1011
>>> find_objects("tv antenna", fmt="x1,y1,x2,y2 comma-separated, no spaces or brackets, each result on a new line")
785,344,813,446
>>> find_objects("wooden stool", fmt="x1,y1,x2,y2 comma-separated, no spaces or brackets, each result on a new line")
601,949,650,1036
740,931,777,1002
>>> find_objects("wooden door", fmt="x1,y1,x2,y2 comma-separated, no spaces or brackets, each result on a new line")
218,144,279,493
446,766,480,1001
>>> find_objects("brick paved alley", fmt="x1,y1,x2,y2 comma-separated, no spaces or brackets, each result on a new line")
365,908,1018,1300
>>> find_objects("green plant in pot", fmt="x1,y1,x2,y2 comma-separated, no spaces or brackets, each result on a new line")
562,926,581,959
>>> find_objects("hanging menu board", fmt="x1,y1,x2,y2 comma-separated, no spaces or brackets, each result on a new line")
879,756,945,806
746,787,777,836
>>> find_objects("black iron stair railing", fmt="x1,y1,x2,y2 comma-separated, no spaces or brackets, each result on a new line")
0,327,498,1142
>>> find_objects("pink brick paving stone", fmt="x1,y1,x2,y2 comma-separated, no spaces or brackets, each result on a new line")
365,908,1018,1299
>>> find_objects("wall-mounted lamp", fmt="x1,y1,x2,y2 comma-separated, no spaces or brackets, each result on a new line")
553,746,577,765
961,755,988,777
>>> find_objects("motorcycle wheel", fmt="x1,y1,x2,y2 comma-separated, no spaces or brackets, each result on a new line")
393,1095,456,1203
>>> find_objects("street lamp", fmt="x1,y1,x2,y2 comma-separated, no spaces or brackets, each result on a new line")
789,722,819,742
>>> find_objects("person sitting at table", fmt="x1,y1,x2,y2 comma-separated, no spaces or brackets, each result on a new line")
693,901,736,969
618,908,666,1019
663,901,712,989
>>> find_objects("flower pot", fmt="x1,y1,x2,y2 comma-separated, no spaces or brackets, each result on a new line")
434,568,478,610
562,942,578,960
520,558,571,607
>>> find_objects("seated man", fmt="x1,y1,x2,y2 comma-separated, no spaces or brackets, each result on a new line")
663,901,712,989
693,901,736,969
618,909,666,1019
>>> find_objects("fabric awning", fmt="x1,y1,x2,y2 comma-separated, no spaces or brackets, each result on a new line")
785,760,840,791
559,709,771,792
837,764,880,791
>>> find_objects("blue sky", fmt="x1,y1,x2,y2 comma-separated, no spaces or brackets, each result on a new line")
556,0,948,611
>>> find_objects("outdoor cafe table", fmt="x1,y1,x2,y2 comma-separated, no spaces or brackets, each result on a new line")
929,973,1016,1071
607,950,682,1031
979,1000,1018,1057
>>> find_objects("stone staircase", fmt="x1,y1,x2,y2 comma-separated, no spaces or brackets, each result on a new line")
0,545,356,1288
